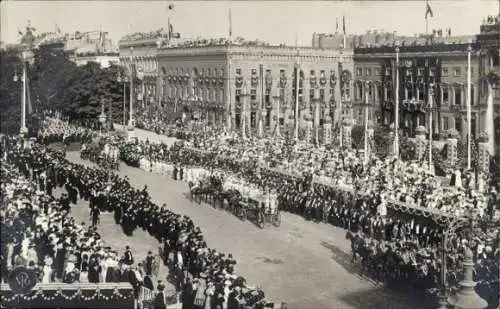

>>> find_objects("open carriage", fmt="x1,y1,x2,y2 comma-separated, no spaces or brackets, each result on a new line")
238,194,281,229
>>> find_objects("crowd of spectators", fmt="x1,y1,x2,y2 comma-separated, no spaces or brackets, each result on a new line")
1,134,277,309
117,132,499,306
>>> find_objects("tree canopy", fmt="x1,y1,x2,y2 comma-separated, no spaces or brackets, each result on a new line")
0,46,125,133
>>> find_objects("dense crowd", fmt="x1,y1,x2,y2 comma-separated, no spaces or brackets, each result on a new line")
1,136,277,309
118,134,499,306
26,118,500,307
1,139,135,287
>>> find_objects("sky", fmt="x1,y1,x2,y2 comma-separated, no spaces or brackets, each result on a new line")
1,0,498,47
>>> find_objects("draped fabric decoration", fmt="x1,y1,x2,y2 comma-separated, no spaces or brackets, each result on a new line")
485,82,495,155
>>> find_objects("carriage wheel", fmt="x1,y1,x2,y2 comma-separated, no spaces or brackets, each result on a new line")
240,208,247,221
257,212,265,229
274,212,281,227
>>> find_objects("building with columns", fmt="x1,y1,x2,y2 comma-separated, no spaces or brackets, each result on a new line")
118,32,163,112
155,43,354,134
351,15,499,149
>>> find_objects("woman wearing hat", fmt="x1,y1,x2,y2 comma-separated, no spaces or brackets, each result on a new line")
193,272,207,309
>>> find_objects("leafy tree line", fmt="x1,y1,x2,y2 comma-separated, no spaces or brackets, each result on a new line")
0,46,127,133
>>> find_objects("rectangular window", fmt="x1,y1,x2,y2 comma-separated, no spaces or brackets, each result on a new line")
310,89,315,100
320,70,326,78
417,68,424,76
442,87,449,104
329,88,334,95
265,88,270,103
356,84,362,100
251,69,257,75
453,67,461,77
385,67,391,76
235,89,241,103
279,88,285,98
310,70,315,76
442,67,449,77
454,87,462,105
418,87,425,101
442,117,449,130
236,68,242,75
455,117,461,132
374,68,381,76
365,68,372,76
356,68,363,76
250,89,257,100
319,89,325,101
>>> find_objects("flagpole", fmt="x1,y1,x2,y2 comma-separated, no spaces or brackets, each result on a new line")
428,84,434,172
394,46,400,158
227,7,233,131
294,33,300,141
21,57,28,135
425,0,429,35
467,44,472,169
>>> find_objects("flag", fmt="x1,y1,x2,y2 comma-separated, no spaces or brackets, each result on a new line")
168,4,174,10
169,23,173,37
229,8,233,37
342,15,346,34
425,0,434,18
485,81,495,155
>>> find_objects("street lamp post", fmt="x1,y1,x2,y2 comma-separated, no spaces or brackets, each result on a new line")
18,50,34,136
116,73,129,128
99,100,106,135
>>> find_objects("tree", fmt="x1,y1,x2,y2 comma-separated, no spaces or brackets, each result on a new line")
0,45,125,132
0,48,23,133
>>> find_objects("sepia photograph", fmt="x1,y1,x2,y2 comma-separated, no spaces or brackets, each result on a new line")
0,1,499,308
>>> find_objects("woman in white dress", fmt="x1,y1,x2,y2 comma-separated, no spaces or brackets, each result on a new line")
42,256,53,283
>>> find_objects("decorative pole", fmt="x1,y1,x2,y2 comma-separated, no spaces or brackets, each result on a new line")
338,52,344,148
364,80,370,163
20,53,29,136
128,47,135,136
394,45,400,158
466,44,472,170
428,83,434,173
294,50,300,141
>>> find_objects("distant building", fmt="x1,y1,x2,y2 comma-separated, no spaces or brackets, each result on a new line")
70,53,120,68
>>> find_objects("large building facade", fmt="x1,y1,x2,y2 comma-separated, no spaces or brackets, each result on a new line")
119,37,354,133
156,44,353,132
351,16,499,153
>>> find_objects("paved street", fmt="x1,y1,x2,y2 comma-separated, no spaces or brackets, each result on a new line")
65,151,425,309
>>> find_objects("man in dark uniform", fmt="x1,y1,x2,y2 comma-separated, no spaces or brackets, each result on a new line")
122,246,134,266
90,205,100,227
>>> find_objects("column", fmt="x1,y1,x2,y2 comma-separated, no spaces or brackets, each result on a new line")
343,119,353,149
323,116,332,145
447,138,458,170
305,114,313,144
477,135,490,192
415,126,427,160
273,90,281,137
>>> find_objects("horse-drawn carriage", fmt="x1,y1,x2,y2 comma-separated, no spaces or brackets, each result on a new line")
238,194,281,229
